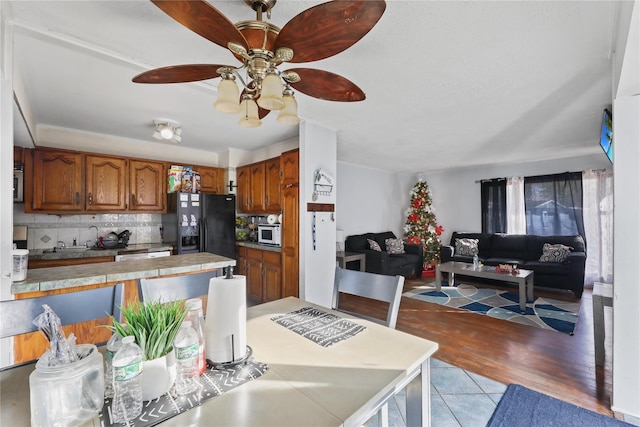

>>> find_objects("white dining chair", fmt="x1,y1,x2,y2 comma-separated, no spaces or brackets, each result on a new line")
0,283,124,340
332,266,404,329
137,270,221,303
332,267,405,427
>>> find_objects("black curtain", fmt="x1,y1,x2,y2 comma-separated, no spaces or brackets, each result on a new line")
524,172,585,242
481,179,506,233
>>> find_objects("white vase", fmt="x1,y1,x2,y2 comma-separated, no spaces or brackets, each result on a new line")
140,348,176,401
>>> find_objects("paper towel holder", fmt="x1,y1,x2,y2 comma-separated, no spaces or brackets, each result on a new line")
207,345,253,369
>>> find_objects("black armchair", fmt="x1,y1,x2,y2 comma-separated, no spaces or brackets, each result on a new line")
345,231,423,278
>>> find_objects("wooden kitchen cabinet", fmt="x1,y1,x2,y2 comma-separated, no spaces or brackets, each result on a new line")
85,154,127,211
236,165,251,212
264,157,281,212
236,155,281,214
128,159,165,212
244,247,282,303
246,248,264,302
31,149,83,211
280,148,299,186
249,162,266,212
194,165,225,194
235,246,247,276
281,148,299,298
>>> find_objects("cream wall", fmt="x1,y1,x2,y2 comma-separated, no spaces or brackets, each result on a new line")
336,162,415,240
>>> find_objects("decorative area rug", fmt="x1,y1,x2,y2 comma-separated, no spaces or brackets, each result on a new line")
100,357,268,427
487,384,632,426
271,306,366,347
404,282,580,335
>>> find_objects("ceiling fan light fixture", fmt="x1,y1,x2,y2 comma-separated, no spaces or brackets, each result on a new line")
277,91,300,125
257,73,285,110
214,75,241,114
238,96,261,128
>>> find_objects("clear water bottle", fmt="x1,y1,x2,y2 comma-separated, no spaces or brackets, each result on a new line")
174,320,200,395
104,332,122,398
473,253,480,270
185,298,207,375
112,336,143,423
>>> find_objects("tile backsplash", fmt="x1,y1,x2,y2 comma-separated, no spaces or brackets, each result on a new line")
13,205,162,250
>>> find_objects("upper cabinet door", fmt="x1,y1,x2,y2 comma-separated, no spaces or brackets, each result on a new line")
236,165,251,213
32,150,83,211
281,149,299,186
264,157,281,213
129,160,165,212
85,155,127,211
249,162,266,212
197,166,225,194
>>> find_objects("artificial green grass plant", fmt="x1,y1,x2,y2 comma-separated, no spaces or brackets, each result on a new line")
109,300,187,360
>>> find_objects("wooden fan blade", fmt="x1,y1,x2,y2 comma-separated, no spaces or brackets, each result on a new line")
275,0,385,63
132,64,229,83
151,0,248,51
285,68,365,102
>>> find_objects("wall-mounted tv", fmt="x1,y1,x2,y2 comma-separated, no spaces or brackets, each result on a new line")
600,108,613,163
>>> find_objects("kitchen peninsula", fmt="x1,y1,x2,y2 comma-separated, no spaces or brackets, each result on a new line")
10,253,235,364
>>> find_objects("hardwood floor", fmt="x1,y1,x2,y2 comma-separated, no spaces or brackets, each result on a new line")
340,275,614,417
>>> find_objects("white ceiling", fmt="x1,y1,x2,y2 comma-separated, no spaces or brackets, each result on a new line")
6,1,617,174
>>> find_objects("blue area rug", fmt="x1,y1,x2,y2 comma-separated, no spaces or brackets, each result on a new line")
403,281,580,335
487,384,632,426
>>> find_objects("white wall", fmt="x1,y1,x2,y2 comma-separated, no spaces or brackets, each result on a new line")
611,0,640,418
421,154,611,245
336,162,415,239
300,120,337,307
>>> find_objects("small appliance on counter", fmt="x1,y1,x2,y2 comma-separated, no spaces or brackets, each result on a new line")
257,223,281,246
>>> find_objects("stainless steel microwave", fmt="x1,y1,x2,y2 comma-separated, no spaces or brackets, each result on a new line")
13,169,23,202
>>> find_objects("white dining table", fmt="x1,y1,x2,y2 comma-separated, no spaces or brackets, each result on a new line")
0,296,438,427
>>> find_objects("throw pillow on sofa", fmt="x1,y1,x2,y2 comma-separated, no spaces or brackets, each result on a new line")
367,239,382,251
454,238,479,256
385,238,405,254
539,243,573,263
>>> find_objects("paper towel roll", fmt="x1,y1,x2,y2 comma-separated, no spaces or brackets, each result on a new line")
204,275,247,364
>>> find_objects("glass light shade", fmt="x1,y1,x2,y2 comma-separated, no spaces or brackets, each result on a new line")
257,74,284,110
214,78,241,114
238,98,261,128
277,93,300,125
159,126,174,139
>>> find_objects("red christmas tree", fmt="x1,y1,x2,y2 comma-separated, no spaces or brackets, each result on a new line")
403,180,443,271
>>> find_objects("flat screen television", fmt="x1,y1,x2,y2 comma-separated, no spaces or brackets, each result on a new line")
599,108,613,163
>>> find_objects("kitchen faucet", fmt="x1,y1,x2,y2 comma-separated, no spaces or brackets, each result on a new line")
89,225,99,247
56,240,66,249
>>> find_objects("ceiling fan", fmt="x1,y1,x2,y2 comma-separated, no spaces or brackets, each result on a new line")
132,0,386,127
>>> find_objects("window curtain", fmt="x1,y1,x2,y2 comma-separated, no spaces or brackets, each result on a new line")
506,176,526,234
582,169,613,285
524,172,585,241
481,179,506,233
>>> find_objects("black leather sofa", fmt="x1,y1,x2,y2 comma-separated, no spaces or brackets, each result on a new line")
345,231,423,278
440,232,587,298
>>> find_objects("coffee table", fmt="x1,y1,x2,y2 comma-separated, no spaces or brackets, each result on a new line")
435,261,534,312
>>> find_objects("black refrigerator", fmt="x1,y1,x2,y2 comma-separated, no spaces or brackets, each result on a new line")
162,193,236,259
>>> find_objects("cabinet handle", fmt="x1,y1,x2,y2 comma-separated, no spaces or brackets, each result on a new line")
88,192,93,205
265,195,269,205
75,192,80,205
131,194,136,206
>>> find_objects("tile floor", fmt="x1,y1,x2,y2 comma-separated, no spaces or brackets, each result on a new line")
365,358,506,427
364,358,640,427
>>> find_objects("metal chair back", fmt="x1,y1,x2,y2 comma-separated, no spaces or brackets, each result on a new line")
332,267,404,329
137,270,221,303
0,283,124,339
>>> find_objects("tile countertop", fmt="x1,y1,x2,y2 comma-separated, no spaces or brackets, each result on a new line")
28,243,174,261
12,253,235,295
